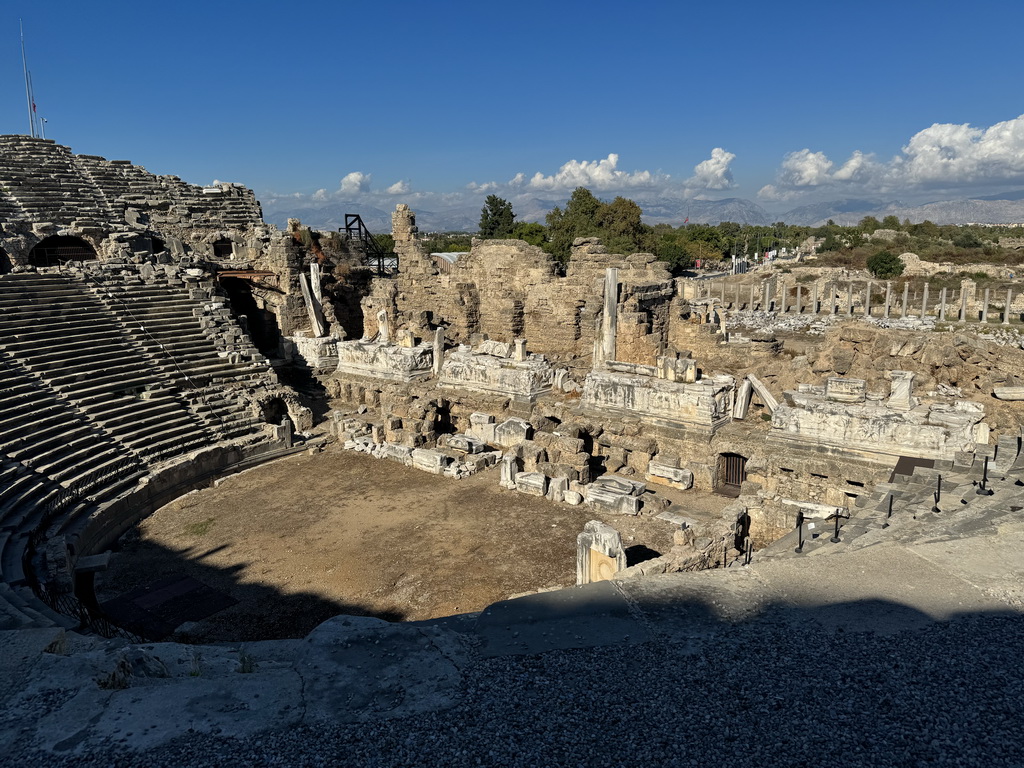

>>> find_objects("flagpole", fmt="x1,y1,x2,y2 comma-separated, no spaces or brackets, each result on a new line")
21,19,36,137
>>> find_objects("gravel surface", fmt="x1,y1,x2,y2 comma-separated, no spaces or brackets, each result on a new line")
22,612,1023,768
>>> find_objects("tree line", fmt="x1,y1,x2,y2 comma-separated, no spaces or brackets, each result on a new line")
372,190,1024,276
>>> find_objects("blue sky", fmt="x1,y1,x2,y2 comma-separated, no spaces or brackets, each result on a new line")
4,0,1024,217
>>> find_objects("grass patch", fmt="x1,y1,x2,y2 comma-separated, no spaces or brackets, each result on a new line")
184,517,216,537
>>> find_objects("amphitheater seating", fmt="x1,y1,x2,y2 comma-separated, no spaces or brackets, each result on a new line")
0,136,263,234
0,268,277,630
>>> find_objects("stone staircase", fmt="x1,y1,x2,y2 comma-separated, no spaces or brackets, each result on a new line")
0,268,280,633
755,436,1024,563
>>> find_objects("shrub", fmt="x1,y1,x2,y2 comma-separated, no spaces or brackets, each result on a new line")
866,250,904,279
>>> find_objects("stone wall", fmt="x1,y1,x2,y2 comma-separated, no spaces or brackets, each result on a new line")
370,206,676,373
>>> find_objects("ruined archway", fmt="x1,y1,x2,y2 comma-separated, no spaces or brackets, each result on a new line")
260,397,289,426
28,235,96,269
212,238,234,260
220,276,282,357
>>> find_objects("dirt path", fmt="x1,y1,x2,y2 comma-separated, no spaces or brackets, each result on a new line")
97,448,683,642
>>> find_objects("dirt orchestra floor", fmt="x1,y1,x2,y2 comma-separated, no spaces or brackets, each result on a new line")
96,447,695,642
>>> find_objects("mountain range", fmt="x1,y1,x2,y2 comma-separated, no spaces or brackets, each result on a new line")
261,192,1024,234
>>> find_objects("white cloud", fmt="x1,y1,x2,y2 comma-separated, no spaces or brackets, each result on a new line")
891,115,1024,186
340,171,371,194
527,153,658,191
386,180,410,195
312,188,328,201
760,114,1024,200
466,181,499,192
508,172,527,187
683,147,737,196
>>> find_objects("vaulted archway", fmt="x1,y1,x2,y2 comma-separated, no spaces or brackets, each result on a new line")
28,235,96,269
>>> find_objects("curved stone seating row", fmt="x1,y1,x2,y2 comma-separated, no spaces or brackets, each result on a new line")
0,137,112,226
0,274,217,465
0,136,263,234
0,267,281,633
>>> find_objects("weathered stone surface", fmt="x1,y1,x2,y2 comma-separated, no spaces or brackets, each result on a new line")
576,520,626,585
445,434,486,454
411,448,450,474
514,472,548,496
582,370,734,436
646,461,694,490
494,417,532,448
439,345,554,402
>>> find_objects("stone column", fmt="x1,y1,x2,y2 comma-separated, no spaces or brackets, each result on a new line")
939,287,947,321
433,327,445,377
749,284,755,311
921,283,929,318
795,285,802,314
812,284,819,314
901,283,909,318
600,267,619,366
1004,288,1013,325
779,282,787,313
981,288,990,323
884,282,892,318
959,289,968,322
720,281,727,305
846,284,853,316
763,283,770,311
376,309,390,344
734,284,740,309
865,282,873,317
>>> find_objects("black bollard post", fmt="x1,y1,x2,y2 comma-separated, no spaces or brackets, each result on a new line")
744,536,753,565
794,510,805,554
883,493,893,528
830,510,842,543
977,457,994,495
933,474,942,513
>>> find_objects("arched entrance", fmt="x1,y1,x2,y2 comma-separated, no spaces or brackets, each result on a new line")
220,276,282,357
212,238,234,260
261,397,290,426
28,235,96,269
717,452,748,497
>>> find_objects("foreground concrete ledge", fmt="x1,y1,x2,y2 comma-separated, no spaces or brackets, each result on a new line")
2,532,1022,756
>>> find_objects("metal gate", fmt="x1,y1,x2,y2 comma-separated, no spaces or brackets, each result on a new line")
720,453,747,495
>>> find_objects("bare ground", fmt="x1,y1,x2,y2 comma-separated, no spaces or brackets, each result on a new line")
96,447,716,642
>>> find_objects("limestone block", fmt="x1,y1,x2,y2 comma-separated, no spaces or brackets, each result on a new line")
576,520,627,585
626,450,652,474
825,377,867,403
411,448,450,474
446,434,487,454
586,476,645,515
515,441,548,472
494,417,532,448
993,386,1024,401
500,453,518,489
469,412,495,426
382,443,413,465
546,476,569,503
467,422,497,444
536,462,580,483
563,490,583,505
514,472,548,496
645,461,694,490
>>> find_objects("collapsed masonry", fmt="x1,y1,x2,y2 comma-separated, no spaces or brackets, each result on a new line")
320,204,998,558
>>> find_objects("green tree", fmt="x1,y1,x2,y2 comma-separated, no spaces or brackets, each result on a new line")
881,215,902,230
545,187,603,263
866,250,904,279
511,221,546,247
952,230,982,249
478,195,516,238
595,196,649,253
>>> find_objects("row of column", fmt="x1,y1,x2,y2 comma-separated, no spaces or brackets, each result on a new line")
706,281,1018,324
